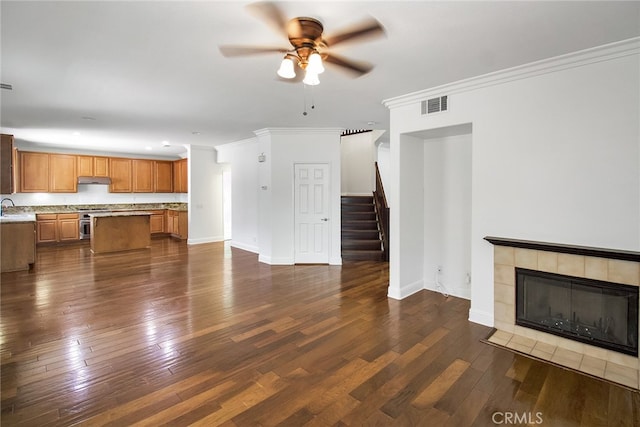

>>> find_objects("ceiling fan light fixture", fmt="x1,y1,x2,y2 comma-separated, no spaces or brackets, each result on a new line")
303,70,320,86
277,56,296,79
307,52,324,74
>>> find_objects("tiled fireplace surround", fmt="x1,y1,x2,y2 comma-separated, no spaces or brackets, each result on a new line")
485,237,640,390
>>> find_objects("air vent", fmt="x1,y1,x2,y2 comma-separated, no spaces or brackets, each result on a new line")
421,95,448,115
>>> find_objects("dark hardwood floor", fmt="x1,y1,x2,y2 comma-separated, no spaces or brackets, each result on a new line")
1,239,638,426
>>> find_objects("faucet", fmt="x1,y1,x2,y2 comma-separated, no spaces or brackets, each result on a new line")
0,198,15,216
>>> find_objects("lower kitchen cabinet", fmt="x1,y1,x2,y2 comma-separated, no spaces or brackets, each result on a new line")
149,210,165,234
36,214,58,243
166,210,187,239
1,222,36,272
58,213,79,241
36,213,79,243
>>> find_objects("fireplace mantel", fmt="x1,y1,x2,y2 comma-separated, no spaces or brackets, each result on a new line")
484,236,640,262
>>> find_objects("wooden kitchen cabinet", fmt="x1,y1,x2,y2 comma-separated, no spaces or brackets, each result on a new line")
154,161,173,193
20,152,50,192
77,155,94,176
132,159,153,193
36,214,58,243
109,157,132,192
58,213,79,241
1,222,36,272
149,210,165,234
50,154,77,193
78,155,110,177
37,213,79,243
173,159,188,193
166,209,188,239
1,134,15,194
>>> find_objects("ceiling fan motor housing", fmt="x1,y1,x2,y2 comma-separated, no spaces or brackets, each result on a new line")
288,17,326,68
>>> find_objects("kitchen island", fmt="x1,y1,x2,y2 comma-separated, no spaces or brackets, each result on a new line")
0,214,36,272
90,212,151,254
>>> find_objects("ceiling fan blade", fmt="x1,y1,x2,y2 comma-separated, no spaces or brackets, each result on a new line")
324,53,374,76
219,45,289,57
324,18,385,47
246,1,289,37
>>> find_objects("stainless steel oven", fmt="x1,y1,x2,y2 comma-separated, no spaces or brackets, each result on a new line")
78,210,110,240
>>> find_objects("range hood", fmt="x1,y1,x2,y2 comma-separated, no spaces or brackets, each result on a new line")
77,176,112,185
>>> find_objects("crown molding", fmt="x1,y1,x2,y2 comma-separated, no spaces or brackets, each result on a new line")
253,127,343,137
382,37,640,110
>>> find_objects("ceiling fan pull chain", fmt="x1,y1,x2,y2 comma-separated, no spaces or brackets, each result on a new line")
311,85,315,110
302,84,308,116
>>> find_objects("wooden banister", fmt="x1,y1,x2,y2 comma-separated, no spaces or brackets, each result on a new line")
373,162,390,261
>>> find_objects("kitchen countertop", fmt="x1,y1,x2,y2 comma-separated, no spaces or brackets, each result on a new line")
0,213,37,223
3,203,188,215
89,211,153,218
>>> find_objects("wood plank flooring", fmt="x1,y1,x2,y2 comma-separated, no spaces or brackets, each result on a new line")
1,239,639,426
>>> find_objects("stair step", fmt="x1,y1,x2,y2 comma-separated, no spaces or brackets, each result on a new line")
341,196,373,204
342,211,376,221
342,229,380,240
342,220,379,230
341,204,375,213
342,239,382,250
342,249,384,261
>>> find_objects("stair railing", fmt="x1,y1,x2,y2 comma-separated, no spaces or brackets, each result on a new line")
373,162,390,261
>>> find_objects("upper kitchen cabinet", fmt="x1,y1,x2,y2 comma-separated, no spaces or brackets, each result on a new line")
49,154,77,192
1,134,15,194
78,155,109,177
154,160,173,193
20,151,50,192
21,151,77,193
132,159,153,193
173,158,188,193
109,157,132,193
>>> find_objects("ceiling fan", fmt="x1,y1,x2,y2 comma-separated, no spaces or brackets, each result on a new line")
219,2,385,85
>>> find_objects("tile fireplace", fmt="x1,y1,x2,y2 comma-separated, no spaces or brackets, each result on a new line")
485,236,640,389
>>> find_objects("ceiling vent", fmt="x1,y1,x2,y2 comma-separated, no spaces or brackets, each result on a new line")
421,95,448,115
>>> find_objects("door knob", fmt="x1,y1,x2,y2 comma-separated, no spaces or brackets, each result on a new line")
321,218,329,221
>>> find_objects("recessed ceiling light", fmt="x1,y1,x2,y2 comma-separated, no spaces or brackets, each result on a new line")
72,131,81,136
191,131,201,135
81,116,96,121
162,140,171,147
145,146,152,151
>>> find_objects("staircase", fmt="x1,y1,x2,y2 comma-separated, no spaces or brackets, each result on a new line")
341,195,384,261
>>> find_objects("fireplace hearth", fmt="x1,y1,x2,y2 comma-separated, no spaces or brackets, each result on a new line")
516,268,639,356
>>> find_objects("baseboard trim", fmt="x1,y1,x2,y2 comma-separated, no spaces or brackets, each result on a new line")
187,236,225,245
468,308,494,327
387,279,423,300
230,240,259,254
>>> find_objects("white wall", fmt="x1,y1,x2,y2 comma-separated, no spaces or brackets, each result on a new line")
420,132,472,299
255,128,343,265
216,128,342,265
1,184,184,206
385,38,640,326
187,145,225,245
216,138,260,253
340,130,387,196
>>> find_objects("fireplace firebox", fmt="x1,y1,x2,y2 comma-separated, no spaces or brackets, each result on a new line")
516,268,639,356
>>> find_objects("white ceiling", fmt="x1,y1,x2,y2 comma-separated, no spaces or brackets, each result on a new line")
1,1,639,157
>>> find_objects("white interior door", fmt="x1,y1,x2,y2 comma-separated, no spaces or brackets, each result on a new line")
294,163,330,264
